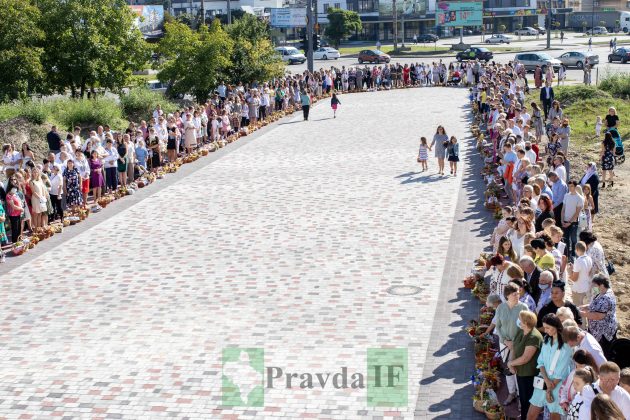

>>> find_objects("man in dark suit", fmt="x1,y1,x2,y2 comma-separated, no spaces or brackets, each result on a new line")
519,256,542,303
539,81,554,120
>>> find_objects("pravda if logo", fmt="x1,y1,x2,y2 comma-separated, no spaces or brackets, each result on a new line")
221,347,407,407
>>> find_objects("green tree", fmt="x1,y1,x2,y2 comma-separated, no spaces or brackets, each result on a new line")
324,8,362,48
225,14,284,85
39,0,149,98
0,0,45,101
158,19,233,102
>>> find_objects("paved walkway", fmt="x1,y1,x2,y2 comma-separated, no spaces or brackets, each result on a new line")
0,88,486,419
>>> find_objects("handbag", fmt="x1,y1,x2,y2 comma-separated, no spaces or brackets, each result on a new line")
578,211,587,232
533,347,561,390
606,260,615,275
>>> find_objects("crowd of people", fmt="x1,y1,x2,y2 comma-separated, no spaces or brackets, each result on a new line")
467,57,628,419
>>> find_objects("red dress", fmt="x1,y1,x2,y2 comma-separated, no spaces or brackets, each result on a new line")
403,67,410,85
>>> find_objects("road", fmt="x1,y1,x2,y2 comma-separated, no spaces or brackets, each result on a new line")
0,87,487,418
287,32,630,83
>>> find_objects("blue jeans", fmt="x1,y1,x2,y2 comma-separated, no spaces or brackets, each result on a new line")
563,221,578,261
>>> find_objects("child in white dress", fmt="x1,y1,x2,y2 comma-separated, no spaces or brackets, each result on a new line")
595,116,602,138
417,137,429,171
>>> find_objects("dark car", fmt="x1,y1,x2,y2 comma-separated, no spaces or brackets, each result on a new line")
358,49,390,64
417,34,439,42
456,47,493,62
608,47,630,63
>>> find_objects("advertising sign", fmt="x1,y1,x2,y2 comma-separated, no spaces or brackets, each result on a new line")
379,0,427,18
129,5,164,38
435,2,483,27
270,8,307,28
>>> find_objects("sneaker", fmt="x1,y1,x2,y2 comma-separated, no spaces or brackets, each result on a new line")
0,254,5,264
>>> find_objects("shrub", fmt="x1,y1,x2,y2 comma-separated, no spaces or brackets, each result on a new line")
555,85,611,106
50,98,125,130
120,86,178,122
598,73,630,99
20,101,49,125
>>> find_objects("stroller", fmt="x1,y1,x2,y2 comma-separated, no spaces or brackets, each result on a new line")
447,70,462,86
610,127,625,164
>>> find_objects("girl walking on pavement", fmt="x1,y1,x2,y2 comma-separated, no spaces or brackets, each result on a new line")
447,136,460,176
417,137,429,172
331,93,341,119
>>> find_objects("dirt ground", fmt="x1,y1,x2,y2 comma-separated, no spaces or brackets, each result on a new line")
570,140,630,337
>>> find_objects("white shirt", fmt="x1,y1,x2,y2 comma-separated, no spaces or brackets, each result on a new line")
525,149,537,164
153,108,163,121
49,172,63,196
3,151,21,170
521,112,531,125
555,164,567,182
73,156,91,179
572,254,593,293
579,384,630,420
578,332,607,367
103,147,119,169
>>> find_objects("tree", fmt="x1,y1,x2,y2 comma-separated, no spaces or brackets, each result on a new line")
0,0,45,101
225,14,284,85
39,0,149,98
324,8,362,48
158,20,233,102
498,24,506,34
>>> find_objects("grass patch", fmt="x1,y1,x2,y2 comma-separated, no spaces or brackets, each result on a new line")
562,98,630,147
554,85,612,106
598,73,630,99
120,86,178,123
0,86,179,130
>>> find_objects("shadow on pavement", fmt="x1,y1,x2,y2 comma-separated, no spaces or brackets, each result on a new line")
415,102,492,419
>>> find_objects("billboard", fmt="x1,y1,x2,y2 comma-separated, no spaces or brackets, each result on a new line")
436,2,483,27
379,0,427,18
129,5,164,38
270,8,307,28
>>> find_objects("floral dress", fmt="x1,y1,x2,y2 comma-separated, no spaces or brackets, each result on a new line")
602,143,614,171
588,290,618,342
63,167,83,207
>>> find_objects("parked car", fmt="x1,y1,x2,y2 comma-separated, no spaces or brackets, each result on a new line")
586,26,608,35
456,47,494,62
147,80,167,94
514,52,562,71
358,49,390,64
417,34,439,42
608,47,630,63
537,27,547,35
557,51,599,68
274,47,306,65
514,27,538,36
485,34,512,44
313,47,340,60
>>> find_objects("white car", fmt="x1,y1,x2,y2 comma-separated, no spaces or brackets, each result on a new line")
514,27,538,36
485,34,512,44
274,47,306,65
586,26,608,35
313,47,340,60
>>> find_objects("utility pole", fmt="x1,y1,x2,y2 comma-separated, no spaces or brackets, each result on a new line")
393,0,398,51
307,0,314,72
200,0,205,26
227,0,232,24
546,1,551,49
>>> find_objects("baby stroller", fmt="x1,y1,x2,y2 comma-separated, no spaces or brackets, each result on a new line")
447,71,462,86
610,127,625,164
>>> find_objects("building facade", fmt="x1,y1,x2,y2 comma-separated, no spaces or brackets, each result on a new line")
170,0,283,19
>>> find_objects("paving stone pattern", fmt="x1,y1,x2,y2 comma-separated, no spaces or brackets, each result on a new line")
0,88,482,419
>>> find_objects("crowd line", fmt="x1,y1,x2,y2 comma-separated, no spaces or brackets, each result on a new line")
0,56,628,418
462,57,628,420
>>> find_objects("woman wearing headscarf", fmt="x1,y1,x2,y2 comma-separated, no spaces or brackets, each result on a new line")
580,162,599,214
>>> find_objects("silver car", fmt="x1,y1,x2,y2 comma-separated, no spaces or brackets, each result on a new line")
557,51,599,69
514,52,562,71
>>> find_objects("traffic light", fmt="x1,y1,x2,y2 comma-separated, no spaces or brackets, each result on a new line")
301,34,308,53
313,34,320,49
